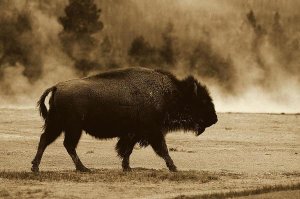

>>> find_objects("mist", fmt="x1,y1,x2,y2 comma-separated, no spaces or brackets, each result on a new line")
0,0,299,113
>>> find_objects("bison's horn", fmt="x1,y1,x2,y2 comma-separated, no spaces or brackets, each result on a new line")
194,82,197,96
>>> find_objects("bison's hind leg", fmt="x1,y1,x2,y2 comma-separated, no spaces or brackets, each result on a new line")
64,127,90,172
31,121,62,172
115,135,137,172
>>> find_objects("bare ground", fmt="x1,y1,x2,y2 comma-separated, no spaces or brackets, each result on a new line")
0,108,299,198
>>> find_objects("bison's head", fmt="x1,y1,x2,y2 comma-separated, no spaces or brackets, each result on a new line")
180,76,218,136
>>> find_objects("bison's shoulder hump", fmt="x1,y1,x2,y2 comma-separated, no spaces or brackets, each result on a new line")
154,69,178,83
87,67,155,80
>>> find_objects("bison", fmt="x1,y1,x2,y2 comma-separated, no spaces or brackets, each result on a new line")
31,67,217,172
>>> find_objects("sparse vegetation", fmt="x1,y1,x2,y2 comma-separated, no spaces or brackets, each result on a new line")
0,169,218,183
282,172,300,177
85,150,94,154
0,189,10,198
169,147,196,153
174,183,300,199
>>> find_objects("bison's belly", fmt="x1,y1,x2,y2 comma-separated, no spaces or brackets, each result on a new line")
82,106,140,139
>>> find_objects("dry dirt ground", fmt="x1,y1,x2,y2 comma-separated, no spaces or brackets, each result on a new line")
0,108,299,198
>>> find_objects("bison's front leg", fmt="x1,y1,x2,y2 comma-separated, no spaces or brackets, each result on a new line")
150,135,177,172
116,135,137,172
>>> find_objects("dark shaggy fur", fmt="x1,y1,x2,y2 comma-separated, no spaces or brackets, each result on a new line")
31,67,217,172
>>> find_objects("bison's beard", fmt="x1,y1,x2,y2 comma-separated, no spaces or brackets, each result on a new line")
164,116,206,135
195,123,206,136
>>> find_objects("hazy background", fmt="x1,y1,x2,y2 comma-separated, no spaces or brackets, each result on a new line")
0,0,299,113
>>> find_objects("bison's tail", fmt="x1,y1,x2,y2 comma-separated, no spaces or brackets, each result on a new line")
37,86,57,120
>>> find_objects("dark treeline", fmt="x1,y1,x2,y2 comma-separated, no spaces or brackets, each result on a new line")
0,0,299,98
0,7,42,81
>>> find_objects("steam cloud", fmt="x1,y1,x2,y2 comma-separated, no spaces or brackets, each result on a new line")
0,0,299,113
0,4,41,81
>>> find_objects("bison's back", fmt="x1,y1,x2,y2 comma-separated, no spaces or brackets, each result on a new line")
85,67,177,106
52,68,178,137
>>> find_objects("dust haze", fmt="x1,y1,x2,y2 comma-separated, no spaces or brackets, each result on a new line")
0,0,299,112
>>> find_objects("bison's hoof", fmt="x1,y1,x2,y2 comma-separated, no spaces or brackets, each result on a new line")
169,166,177,172
123,167,132,172
76,166,91,173
31,166,39,173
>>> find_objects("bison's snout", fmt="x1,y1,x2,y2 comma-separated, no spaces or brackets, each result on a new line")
212,116,218,124
200,114,218,131
207,114,218,127
196,116,217,136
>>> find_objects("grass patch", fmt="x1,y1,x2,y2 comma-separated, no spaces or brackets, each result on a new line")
174,183,300,199
0,168,218,183
169,147,196,153
0,189,10,198
282,172,300,177
0,188,50,199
